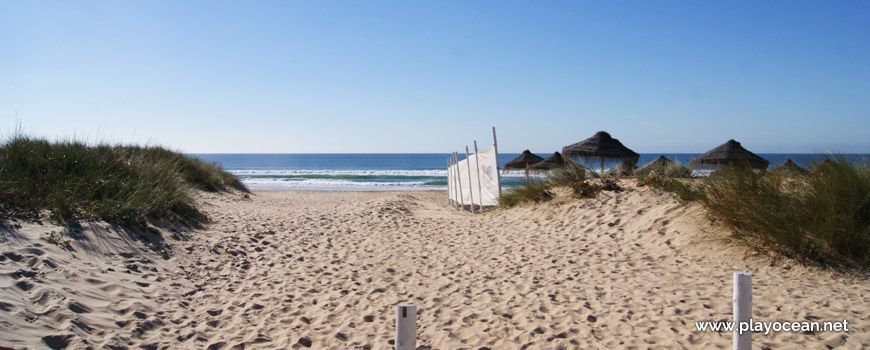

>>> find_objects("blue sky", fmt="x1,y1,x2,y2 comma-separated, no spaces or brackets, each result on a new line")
2,1,868,153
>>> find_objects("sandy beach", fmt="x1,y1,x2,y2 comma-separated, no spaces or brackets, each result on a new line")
2,183,869,349
6,0,870,348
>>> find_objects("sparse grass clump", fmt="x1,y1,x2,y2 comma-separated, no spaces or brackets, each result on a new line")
661,161,692,178
637,171,702,202
497,180,553,207
547,162,588,188
701,160,870,268
0,135,248,227
499,162,587,207
498,162,623,207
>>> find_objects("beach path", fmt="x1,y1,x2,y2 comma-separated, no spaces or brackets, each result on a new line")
2,185,868,349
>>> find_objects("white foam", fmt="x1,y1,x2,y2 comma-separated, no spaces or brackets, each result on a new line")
230,169,534,178
241,177,446,191
229,169,446,177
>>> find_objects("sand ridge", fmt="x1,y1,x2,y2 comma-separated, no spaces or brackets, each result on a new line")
1,183,869,349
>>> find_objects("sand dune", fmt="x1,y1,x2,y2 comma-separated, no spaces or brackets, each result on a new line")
2,183,868,349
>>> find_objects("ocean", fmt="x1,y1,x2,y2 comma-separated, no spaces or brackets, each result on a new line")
191,153,867,191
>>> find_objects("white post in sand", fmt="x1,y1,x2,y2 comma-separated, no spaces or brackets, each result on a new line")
733,272,752,350
465,146,476,213
473,140,484,213
396,304,416,350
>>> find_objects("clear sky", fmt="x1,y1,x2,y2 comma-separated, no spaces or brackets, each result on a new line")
2,1,869,153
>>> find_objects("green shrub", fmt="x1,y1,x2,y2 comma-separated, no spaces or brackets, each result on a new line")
571,181,600,198
0,135,247,227
701,160,870,268
567,177,621,199
599,177,622,192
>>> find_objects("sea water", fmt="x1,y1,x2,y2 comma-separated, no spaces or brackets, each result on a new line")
191,153,866,191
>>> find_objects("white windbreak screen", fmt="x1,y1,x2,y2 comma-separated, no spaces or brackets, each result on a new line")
475,146,500,206
448,160,463,205
448,146,500,207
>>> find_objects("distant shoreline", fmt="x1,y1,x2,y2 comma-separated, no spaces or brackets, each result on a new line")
193,153,868,191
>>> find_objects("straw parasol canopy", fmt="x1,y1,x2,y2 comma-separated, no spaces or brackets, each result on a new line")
689,139,769,170
809,159,835,173
503,150,544,172
635,156,677,176
769,158,808,175
607,160,637,177
529,152,565,171
562,131,639,174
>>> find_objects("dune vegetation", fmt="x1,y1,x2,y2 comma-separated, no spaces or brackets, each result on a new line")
498,162,622,206
498,157,870,269
0,135,248,228
702,160,870,268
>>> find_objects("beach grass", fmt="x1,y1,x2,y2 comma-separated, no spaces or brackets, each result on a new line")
637,172,702,202
497,180,553,207
0,135,248,227
701,160,870,268
499,156,870,268
660,160,692,178
547,161,588,188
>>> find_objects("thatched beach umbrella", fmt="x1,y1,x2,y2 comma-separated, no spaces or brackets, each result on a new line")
635,156,674,176
634,156,690,177
503,150,544,183
529,152,565,171
562,131,639,174
769,158,808,175
689,139,769,171
503,150,544,172
810,159,835,173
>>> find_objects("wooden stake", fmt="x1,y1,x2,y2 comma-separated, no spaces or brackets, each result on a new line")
465,146,476,213
446,156,452,206
450,154,459,209
455,152,465,210
453,154,460,209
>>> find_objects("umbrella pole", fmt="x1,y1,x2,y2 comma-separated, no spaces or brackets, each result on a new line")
525,164,530,185
600,157,605,176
